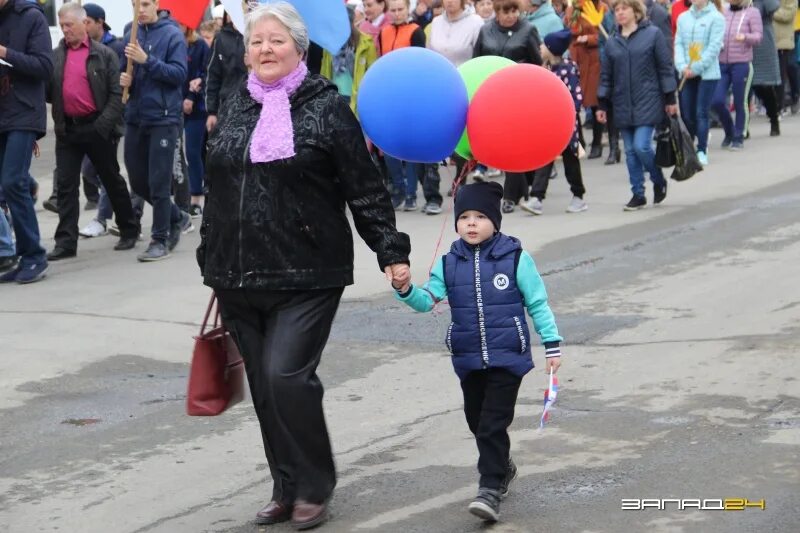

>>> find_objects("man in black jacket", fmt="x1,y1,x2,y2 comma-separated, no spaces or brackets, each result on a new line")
205,14,246,132
0,0,52,284
46,2,140,261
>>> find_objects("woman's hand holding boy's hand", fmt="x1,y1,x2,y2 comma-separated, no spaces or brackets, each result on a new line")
385,264,411,292
545,356,561,374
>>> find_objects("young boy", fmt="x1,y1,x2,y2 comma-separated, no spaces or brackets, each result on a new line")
519,29,588,216
393,181,563,522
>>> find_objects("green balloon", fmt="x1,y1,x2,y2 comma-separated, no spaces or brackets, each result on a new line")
455,56,516,160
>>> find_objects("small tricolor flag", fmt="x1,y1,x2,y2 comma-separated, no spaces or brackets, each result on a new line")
539,368,558,429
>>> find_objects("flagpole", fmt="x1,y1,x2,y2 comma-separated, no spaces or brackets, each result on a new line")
122,0,141,104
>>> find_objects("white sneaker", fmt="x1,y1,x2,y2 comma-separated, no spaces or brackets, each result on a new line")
79,219,108,238
485,167,503,178
696,150,708,166
519,197,543,215
566,196,588,213
468,169,486,182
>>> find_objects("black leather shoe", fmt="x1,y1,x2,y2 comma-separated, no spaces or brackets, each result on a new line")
587,144,603,159
114,237,137,251
47,247,76,261
604,148,620,165
255,501,292,525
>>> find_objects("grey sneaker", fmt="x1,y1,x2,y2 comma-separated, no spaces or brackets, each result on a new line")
519,197,543,215
167,211,190,251
565,196,588,213
499,457,518,499
729,141,743,151
137,241,170,262
468,488,501,522
403,198,417,211
501,199,515,214
423,202,442,215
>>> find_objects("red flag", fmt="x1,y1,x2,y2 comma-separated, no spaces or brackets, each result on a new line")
159,0,209,29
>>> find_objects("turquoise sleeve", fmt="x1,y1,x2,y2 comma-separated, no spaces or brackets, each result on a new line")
516,251,563,344
394,257,448,312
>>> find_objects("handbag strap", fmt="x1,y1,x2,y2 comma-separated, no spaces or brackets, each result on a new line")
200,292,217,335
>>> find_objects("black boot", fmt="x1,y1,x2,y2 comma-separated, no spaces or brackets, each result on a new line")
588,118,604,159
770,117,780,137
605,126,620,165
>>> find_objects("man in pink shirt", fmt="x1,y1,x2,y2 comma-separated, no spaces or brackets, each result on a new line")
46,2,139,260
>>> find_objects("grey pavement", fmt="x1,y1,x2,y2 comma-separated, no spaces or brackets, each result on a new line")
1,113,799,533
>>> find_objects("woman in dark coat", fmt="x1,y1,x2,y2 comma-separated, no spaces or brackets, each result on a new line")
597,0,677,211
198,3,411,529
473,0,542,213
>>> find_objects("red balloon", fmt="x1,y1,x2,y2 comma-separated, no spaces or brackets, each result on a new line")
467,64,576,172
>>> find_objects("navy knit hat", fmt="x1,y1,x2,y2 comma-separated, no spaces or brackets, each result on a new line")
454,182,504,232
544,29,572,58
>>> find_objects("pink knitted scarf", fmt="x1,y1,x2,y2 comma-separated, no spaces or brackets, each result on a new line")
246,61,308,163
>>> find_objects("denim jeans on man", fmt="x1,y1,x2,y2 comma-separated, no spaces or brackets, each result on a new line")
0,203,15,257
124,124,182,244
0,131,46,266
711,63,753,144
679,78,717,153
417,163,442,206
384,155,420,203
620,125,666,198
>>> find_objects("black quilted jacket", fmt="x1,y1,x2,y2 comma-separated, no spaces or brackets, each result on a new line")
198,74,411,290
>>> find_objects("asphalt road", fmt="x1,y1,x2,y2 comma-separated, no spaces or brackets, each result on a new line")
1,114,798,533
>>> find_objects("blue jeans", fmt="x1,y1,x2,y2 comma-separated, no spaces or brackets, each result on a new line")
0,206,14,257
679,78,717,153
711,63,753,144
124,124,182,244
384,155,419,202
620,125,665,198
0,131,46,266
184,116,206,196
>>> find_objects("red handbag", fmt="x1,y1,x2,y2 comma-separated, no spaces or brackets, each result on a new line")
186,292,246,416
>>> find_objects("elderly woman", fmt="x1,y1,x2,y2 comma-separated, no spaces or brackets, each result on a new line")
597,0,677,211
473,0,543,213
198,3,411,529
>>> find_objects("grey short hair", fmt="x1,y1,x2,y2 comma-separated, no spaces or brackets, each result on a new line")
58,2,87,20
245,2,309,55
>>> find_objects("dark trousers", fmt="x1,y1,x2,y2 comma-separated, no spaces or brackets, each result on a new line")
778,49,799,108
502,172,535,203
712,62,753,143
417,163,442,206
172,127,190,213
54,125,139,250
217,287,345,504
0,131,45,266
184,116,206,196
752,85,780,121
531,147,585,201
461,368,522,490
124,124,182,243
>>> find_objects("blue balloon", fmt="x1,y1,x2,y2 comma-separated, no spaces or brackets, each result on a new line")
357,48,468,164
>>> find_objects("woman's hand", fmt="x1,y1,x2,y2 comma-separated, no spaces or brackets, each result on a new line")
189,78,203,93
183,99,194,115
595,110,607,124
665,104,678,116
683,67,696,80
206,114,218,132
545,356,561,374
385,264,411,291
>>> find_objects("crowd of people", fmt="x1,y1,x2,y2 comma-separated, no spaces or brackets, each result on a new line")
0,0,797,284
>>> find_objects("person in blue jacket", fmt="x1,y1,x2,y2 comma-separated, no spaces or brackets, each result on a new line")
0,0,53,284
394,181,562,523
179,23,209,218
119,0,188,262
674,0,725,166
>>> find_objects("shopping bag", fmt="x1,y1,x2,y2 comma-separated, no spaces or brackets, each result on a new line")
669,115,703,181
654,125,676,168
186,292,245,416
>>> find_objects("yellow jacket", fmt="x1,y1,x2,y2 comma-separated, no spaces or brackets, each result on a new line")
321,32,378,118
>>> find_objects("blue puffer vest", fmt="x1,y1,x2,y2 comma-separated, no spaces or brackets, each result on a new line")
444,233,533,380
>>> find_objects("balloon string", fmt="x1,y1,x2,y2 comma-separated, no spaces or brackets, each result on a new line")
428,159,476,316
